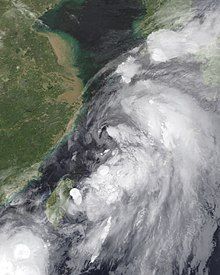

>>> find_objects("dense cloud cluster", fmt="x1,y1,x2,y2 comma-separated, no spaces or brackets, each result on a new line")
67,2,220,274
0,1,219,274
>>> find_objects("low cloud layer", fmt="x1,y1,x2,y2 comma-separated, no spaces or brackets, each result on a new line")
68,2,220,274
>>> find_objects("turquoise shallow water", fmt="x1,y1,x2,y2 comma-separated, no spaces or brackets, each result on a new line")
38,0,145,85
2,1,220,274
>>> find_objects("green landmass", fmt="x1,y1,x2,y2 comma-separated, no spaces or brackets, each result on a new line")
0,0,166,205
201,40,220,87
0,0,83,203
0,0,196,210
37,0,101,84
0,162,41,204
45,177,73,226
134,0,192,37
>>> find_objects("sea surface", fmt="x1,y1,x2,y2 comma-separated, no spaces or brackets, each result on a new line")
0,0,220,274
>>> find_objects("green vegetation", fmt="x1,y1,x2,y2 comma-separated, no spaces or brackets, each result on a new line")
133,0,166,38
134,0,192,37
9,0,60,15
201,41,220,87
0,0,82,203
53,31,100,85
0,163,40,204
0,0,195,206
45,178,73,225
135,0,219,87
38,0,100,84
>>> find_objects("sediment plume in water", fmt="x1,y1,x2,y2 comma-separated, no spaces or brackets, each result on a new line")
0,1,220,274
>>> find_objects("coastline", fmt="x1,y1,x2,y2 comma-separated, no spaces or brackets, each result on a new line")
0,0,146,204
39,30,84,134
0,0,84,204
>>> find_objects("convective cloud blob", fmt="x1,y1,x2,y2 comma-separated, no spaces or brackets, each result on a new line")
67,1,220,274
0,226,49,275
0,1,219,275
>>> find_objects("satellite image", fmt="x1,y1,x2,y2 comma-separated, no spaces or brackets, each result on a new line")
0,0,220,274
